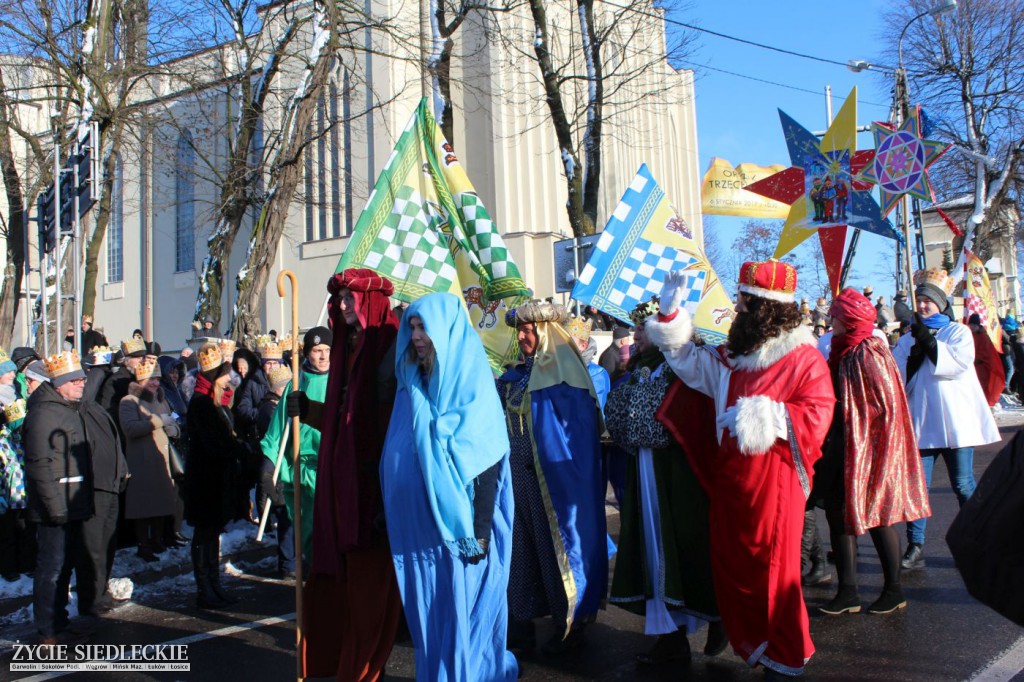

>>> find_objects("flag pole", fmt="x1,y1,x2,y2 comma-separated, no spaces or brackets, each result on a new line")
276,269,303,682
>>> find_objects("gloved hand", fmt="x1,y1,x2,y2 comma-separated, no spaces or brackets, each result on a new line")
286,390,309,420
911,313,937,350
466,538,490,565
715,406,738,435
658,270,690,317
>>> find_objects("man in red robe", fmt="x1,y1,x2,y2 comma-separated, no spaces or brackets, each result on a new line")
293,269,402,681
968,314,1005,407
646,260,834,679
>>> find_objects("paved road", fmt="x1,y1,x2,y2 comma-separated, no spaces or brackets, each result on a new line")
3,424,1023,682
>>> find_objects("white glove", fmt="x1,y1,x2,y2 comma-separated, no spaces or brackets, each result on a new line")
658,270,689,317
715,406,738,435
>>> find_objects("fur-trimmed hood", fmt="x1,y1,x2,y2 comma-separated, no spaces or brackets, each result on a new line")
728,323,817,372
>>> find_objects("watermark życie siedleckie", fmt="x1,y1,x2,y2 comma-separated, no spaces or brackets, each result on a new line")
10,644,190,672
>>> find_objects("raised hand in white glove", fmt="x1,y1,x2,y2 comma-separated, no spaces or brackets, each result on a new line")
658,270,689,317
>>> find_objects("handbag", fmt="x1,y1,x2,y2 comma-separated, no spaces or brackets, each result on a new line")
168,437,187,480
604,365,673,451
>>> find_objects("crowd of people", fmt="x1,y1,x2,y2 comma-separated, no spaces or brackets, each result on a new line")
0,259,1008,680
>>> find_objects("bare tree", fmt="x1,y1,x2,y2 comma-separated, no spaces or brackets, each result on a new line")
190,1,302,330
516,0,696,236
0,67,30,349
885,0,1024,262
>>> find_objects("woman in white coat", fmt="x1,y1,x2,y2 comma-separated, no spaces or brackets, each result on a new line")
892,268,1000,570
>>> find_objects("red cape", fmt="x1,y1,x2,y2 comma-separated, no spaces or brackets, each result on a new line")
972,329,1005,406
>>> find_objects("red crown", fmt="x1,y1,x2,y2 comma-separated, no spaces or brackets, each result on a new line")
738,259,798,303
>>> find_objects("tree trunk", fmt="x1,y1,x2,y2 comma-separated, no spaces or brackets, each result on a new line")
194,20,298,328
578,0,601,231
231,8,336,341
0,71,27,348
527,0,588,236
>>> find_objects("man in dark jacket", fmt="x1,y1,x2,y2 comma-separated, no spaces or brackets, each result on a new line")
80,316,108,357
24,351,94,643
893,291,912,324
76,378,129,619
87,338,147,447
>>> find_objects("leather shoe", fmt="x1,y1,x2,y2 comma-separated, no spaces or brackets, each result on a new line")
636,629,690,666
703,621,728,657
901,543,924,571
819,589,861,615
867,587,908,614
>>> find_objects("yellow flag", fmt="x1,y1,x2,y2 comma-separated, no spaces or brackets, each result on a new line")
701,158,790,218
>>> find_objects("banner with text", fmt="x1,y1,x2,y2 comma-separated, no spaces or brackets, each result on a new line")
700,157,790,218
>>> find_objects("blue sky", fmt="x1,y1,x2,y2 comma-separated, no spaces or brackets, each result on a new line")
664,0,913,297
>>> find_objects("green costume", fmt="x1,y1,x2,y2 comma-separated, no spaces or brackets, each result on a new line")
607,349,718,625
260,367,329,562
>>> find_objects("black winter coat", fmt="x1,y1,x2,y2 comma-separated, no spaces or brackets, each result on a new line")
184,391,249,528
23,383,95,524
86,365,133,448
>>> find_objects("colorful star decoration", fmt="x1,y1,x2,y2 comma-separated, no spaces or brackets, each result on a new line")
858,105,948,216
742,87,904,294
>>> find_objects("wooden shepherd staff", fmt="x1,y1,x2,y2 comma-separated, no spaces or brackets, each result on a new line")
277,269,304,682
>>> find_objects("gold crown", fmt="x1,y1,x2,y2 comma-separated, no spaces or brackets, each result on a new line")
913,267,954,296
198,344,225,373
44,350,83,378
259,342,283,361
89,346,115,363
266,364,293,387
4,398,26,422
508,300,568,327
133,358,161,382
217,338,237,360
630,297,661,326
121,337,147,356
254,335,275,352
564,316,593,342
277,335,294,352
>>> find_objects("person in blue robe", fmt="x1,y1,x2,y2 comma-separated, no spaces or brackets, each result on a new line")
380,293,518,682
499,301,607,655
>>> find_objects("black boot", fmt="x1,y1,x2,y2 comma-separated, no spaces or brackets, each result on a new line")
800,509,814,574
802,513,831,586
192,543,228,610
206,539,238,605
636,627,691,666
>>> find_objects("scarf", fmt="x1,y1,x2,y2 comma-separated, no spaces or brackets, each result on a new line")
396,293,509,557
828,288,877,372
193,373,232,407
921,312,952,330
312,269,398,564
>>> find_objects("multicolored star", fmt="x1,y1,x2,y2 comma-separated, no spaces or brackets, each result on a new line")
741,87,903,294
858,105,948,216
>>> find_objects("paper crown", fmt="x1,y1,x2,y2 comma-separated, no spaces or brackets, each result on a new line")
254,334,274,351
44,350,84,379
277,335,294,352
259,342,283,361
89,346,115,365
564,316,593,341
266,364,293,387
913,267,954,296
121,337,147,357
198,344,225,373
133,358,161,382
738,259,798,304
217,338,237,360
4,398,27,423
630,297,661,326
507,300,568,327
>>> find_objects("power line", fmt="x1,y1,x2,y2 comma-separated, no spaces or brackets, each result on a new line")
681,60,892,109
633,6,898,73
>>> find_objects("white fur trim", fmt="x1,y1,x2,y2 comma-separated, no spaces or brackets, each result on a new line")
737,284,795,303
729,324,817,372
733,395,785,456
645,307,694,352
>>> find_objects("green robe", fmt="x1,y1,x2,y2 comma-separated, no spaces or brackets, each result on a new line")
260,368,329,562
607,352,718,621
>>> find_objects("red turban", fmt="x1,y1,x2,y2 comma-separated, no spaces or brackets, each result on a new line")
330,268,395,296
828,287,877,369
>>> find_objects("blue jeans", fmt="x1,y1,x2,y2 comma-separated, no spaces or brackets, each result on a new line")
906,447,976,546
1003,352,1015,391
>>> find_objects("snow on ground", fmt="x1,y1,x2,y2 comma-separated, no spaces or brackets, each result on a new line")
0,519,269,627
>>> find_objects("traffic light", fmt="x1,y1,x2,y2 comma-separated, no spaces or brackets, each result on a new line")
37,186,56,254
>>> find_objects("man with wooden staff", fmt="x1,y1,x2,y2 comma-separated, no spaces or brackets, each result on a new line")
287,268,402,682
